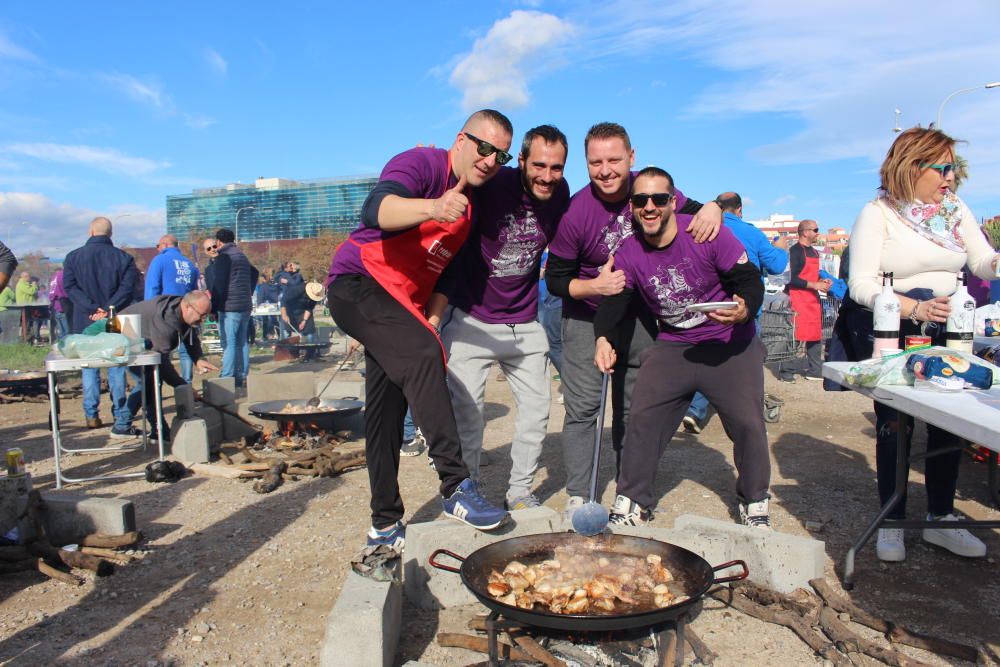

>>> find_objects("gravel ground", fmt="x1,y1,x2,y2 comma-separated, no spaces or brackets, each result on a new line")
0,349,997,666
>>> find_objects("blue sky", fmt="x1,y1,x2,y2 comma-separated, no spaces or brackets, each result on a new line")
1,1,999,258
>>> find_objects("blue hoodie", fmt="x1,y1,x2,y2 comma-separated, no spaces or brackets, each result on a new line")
145,246,200,299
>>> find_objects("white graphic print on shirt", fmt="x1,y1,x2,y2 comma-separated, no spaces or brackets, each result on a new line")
490,208,546,278
648,258,706,329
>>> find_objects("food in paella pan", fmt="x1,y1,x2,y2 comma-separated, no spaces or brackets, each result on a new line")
277,402,325,414
487,546,688,614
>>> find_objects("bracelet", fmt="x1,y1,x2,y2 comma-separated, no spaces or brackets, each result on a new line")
909,300,922,325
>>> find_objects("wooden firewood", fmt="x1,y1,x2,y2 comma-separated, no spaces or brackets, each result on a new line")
505,629,566,667
36,559,84,585
685,626,717,665
218,450,233,465
810,578,980,663
27,542,113,577
661,627,678,667
709,588,849,667
252,460,287,494
818,606,933,667
734,580,819,619
79,547,134,562
436,633,532,662
79,532,142,548
286,466,316,476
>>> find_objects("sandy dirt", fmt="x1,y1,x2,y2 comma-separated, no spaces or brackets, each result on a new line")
0,349,997,666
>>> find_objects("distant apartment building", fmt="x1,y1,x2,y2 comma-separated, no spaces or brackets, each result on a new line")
166,175,377,242
746,214,799,240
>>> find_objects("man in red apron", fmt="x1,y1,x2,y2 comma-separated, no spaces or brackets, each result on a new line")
780,219,831,381
326,109,512,552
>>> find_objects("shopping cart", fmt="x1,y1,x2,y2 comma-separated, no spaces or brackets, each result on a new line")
759,298,797,365
821,296,841,341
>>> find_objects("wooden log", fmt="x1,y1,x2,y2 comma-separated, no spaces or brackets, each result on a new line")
35,559,83,585
734,580,818,619
661,627,678,667
506,629,566,667
286,466,317,476
190,463,257,479
810,578,980,663
466,617,524,633
709,588,849,667
236,463,275,472
252,460,287,494
436,632,532,662
79,532,142,548
218,450,233,465
28,542,114,577
685,626,717,665
79,546,134,562
818,606,933,667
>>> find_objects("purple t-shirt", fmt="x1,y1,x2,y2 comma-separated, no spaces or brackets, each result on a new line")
547,176,689,321
327,147,455,282
446,167,570,324
614,216,755,344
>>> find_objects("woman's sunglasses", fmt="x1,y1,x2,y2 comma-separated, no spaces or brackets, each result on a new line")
920,162,957,178
463,132,513,165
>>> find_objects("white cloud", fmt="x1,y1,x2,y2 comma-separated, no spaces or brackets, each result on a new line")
100,73,171,110
3,143,171,176
205,48,228,75
0,33,39,62
449,10,575,111
773,194,796,207
0,192,165,256
184,114,217,129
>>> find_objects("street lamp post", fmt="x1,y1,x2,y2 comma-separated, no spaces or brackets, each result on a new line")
235,206,255,243
935,82,1000,129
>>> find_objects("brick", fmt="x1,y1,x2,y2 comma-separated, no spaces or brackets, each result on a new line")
170,418,210,464
20,492,135,546
402,506,559,610
321,572,401,667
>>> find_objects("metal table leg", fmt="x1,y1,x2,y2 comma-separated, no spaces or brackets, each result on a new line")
48,370,63,489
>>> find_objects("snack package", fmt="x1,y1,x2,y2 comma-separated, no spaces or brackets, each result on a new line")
906,353,993,390
974,302,1000,337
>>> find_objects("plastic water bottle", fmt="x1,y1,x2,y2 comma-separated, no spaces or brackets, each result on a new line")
872,272,901,358
946,271,975,354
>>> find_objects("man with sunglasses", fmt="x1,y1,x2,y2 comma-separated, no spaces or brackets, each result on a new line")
434,125,571,511
593,167,769,528
326,109,513,553
119,291,220,440
778,219,831,382
545,122,724,526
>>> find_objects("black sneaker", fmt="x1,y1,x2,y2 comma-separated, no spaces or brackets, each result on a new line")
400,433,426,457
682,415,702,434
109,425,143,440
608,494,652,526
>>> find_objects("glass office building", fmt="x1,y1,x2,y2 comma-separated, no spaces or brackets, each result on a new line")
166,176,377,242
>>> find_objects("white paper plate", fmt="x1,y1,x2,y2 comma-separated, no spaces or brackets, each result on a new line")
687,301,738,312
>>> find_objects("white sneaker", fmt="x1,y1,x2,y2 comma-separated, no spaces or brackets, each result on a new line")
738,498,772,530
922,514,987,558
876,528,906,562
562,496,586,529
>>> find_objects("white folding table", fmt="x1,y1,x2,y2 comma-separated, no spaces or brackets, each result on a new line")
46,350,165,488
823,361,1000,588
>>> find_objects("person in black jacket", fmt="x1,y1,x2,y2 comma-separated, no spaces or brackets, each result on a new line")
0,240,16,294
205,228,259,387
63,217,139,435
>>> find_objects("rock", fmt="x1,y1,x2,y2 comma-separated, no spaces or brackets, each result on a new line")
196,622,211,634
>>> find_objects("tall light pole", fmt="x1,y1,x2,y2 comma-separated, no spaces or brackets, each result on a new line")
936,82,1000,129
235,206,255,243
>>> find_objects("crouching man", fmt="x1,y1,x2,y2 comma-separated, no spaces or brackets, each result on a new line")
120,291,219,440
594,167,771,529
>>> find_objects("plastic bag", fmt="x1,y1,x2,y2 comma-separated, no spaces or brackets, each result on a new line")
974,302,1000,337
81,318,109,336
58,333,134,362
844,346,999,388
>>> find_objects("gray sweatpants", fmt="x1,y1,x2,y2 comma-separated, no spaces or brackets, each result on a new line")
616,337,771,510
441,307,551,502
560,316,653,499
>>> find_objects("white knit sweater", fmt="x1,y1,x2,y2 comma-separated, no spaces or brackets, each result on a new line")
848,198,998,309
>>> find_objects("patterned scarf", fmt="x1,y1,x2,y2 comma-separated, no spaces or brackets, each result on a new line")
879,189,966,252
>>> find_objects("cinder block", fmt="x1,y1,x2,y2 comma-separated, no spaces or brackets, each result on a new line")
174,385,195,420
20,492,135,546
202,377,236,407
170,418,211,464
403,506,559,610
247,371,314,404
673,514,825,593
321,572,401,667
0,475,33,540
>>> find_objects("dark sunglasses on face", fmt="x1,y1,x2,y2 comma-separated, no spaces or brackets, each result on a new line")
630,192,674,208
920,162,956,178
204,245,218,252
464,132,513,165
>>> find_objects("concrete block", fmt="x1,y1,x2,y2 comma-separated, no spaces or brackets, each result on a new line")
247,370,314,404
202,376,236,407
401,662,443,667
21,492,135,546
0,474,33,539
403,506,560,610
190,406,225,450
609,523,732,570
174,384,195,420
170,418,211,464
321,572,401,667
673,514,825,593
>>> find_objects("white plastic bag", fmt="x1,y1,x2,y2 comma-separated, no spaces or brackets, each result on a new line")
58,333,133,362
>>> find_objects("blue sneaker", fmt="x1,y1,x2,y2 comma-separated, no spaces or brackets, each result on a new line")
366,521,405,551
442,479,508,530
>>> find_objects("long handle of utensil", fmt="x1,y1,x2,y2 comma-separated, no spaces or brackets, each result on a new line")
587,372,610,503
313,347,356,401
